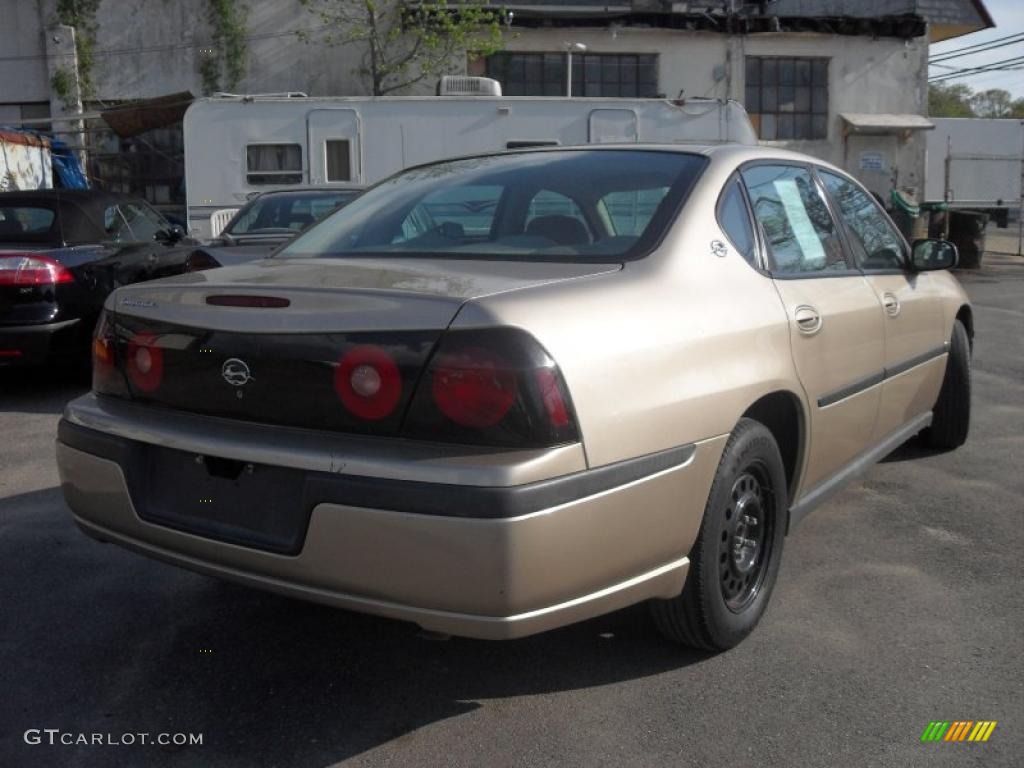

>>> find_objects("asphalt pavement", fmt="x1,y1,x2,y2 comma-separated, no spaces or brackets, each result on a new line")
1,256,1022,768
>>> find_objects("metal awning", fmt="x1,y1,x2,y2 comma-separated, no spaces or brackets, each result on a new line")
840,113,935,134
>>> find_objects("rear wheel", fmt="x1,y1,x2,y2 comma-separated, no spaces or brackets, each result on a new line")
651,418,787,651
925,319,971,450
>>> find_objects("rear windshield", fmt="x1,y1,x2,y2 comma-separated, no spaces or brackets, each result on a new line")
0,205,55,239
226,190,360,236
279,150,707,263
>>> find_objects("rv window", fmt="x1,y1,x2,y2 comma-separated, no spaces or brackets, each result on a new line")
325,140,351,182
246,144,303,185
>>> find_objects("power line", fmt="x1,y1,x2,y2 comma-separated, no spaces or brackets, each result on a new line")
930,30,1024,59
929,55,1024,83
930,34,1024,64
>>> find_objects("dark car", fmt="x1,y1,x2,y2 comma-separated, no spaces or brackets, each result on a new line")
187,187,362,271
0,189,197,367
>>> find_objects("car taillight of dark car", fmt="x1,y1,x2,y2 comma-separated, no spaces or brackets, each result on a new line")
91,312,579,449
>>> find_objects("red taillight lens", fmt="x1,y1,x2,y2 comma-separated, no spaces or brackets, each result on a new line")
0,254,74,285
402,328,579,448
92,311,129,396
334,344,402,420
125,331,164,393
431,347,518,428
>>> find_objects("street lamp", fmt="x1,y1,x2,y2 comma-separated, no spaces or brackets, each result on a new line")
564,42,587,97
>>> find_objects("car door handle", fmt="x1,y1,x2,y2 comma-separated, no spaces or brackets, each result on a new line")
882,292,901,317
794,305,823,335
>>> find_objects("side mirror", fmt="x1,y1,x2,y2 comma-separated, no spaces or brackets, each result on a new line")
911,239,958,271
156,224,186,244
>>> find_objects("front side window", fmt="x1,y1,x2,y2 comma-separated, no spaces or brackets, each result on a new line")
741,164,847,275
117,202,167,241
745,57,828,140
281,150,706,263
819,170,906,271
486,52,659,97
717,179,757,266
246,144,303,185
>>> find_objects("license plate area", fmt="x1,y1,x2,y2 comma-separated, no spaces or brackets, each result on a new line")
131,444,311,555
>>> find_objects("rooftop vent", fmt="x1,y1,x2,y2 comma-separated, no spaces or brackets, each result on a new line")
437,76,503,97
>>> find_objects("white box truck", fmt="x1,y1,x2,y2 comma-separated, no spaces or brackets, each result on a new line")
182,93,757,238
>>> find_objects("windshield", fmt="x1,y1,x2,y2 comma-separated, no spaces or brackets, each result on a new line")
279,150,706,263
226,190,360,236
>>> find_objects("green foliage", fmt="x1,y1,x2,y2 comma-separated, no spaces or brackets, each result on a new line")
55,0,101,100
930,82,1024,119
50,67,77,110
200,0,249,93
299,0,505,96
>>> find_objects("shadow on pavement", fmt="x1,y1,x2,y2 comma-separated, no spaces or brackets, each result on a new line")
0,485,708,767
0,365,89,415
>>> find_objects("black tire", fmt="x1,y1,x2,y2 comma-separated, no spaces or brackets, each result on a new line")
926,319,971,450
651,418,787,651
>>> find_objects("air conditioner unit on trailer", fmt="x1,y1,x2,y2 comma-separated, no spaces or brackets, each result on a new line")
437,76,503,97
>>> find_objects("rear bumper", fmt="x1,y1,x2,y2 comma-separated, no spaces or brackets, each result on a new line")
0,318,82,366
57,398,725,639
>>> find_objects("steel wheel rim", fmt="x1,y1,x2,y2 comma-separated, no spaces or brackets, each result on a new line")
717,461,775,613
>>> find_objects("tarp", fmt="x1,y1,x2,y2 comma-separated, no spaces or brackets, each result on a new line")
0,130,52,191
101,91,194,138
50,137,89,189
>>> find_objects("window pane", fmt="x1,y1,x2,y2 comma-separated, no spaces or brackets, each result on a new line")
820,170,905,270
794,113,811,139
761,114,777,140
717,180,756,265
779,86,795,112
745,57,760,85
794,85,810,112
779,59,795,86
812,59,828,85
762,59,777,86
745,84,761,113
247,144,301,172
741,164,847,274
325,140,351,182
777,114,794,139
762,85,778,113
0,205,55,236
796,59,811,86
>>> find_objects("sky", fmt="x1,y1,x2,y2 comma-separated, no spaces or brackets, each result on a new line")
929,0,1024,98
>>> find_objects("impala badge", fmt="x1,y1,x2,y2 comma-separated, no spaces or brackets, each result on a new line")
221,358,253,387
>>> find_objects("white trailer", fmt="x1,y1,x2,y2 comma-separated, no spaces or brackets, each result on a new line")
925,117,1024,221
183,94,757,238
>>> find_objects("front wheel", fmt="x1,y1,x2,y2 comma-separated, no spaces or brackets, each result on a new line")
925,319,971,450
651,418,787,651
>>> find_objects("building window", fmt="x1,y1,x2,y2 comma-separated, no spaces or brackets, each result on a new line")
486,53,659,97
744,57,828,140
324,140,351,182
246,144,303,185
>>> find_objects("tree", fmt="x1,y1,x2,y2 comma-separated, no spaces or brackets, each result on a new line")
970,88,1014,118
299,0,504,96
928,83,975,117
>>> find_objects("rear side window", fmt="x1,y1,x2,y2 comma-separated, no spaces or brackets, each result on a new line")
819,170,906,271
717,179,756,266
0,206,55,237
741,164,847,275
246,144,303,185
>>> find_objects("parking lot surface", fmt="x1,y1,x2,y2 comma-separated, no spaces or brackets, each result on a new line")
1,257,1022,768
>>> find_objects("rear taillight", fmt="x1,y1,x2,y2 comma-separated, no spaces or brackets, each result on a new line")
124,331,164,393
0,254,74,285
403,328,579,448
334,345,402,420
92,311,129,396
